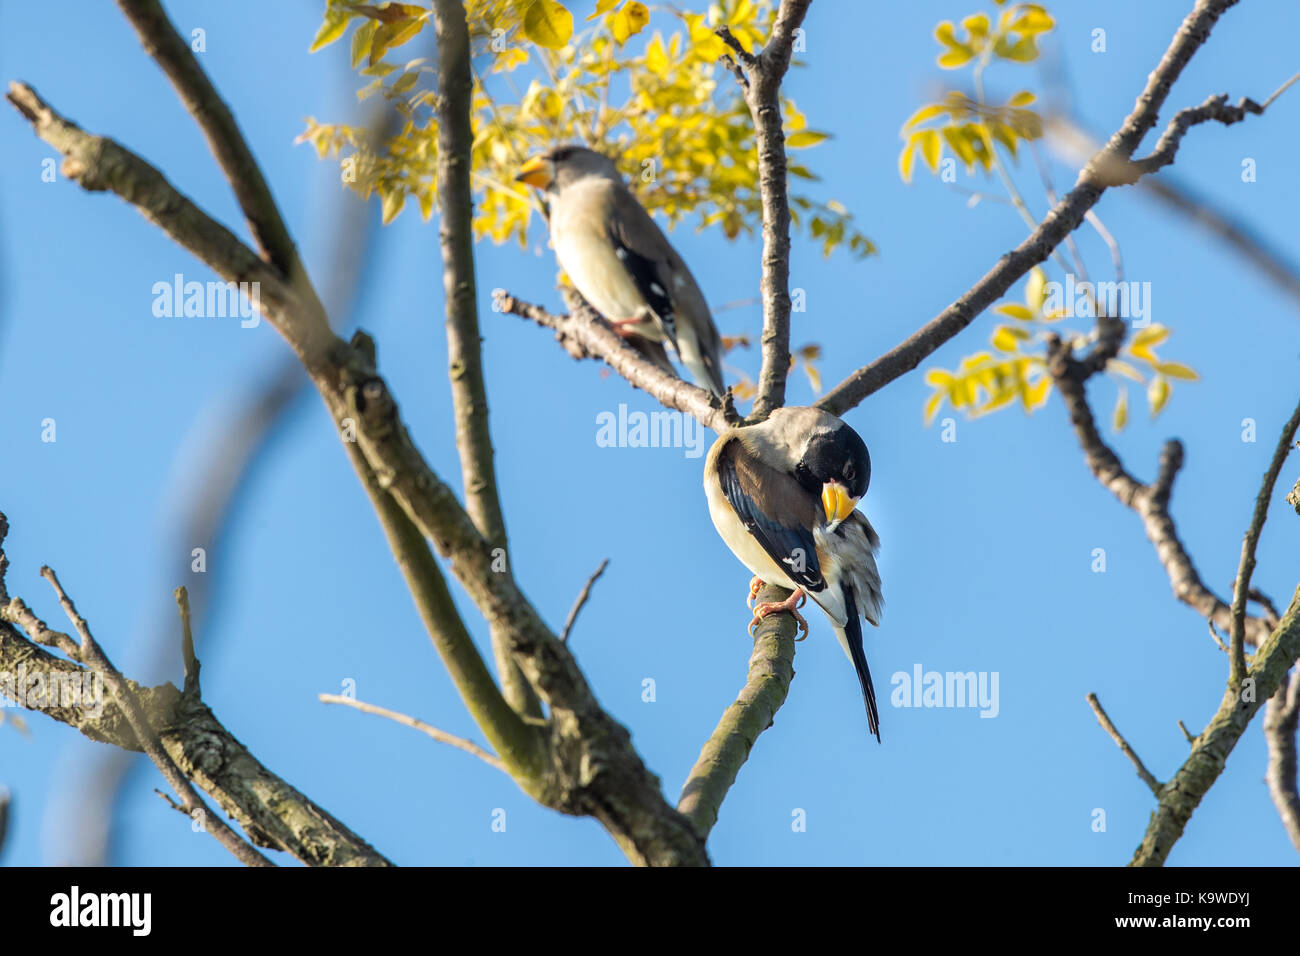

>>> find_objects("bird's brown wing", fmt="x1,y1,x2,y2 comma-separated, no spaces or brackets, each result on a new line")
717,436,827,595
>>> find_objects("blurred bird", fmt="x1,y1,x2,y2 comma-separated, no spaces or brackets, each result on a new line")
515,145,726,396
703,407,885,739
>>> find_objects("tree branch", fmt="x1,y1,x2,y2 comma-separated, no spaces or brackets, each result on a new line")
432,0,541,721
1228,395,1300,683
1045,331,1272,646
1264,668,1300,853
319,693,506,773
1086,693,1162,796
494,291,734,432
1130,587,1300,866
678,585,799,837
819,0,1246,416
716,0,811,419
561,558,609,643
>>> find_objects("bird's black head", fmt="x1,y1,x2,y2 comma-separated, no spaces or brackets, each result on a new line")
796,424,871,500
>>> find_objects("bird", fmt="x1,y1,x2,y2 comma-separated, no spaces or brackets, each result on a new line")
515,145,726,397
703,406,885,739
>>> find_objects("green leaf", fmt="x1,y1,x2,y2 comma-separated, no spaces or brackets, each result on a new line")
351,19,378,68
392,71,419,94
1113,385,1128,431
524,0,574,49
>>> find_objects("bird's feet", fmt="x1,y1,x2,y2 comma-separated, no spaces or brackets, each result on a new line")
749,588,810,641
747,576,765,609
608,317,648,339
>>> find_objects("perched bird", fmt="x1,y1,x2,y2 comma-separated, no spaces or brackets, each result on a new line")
515,145,726,397
703,407,885,739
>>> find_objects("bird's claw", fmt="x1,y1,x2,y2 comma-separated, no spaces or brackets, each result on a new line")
749,589,810,640
747,576,765,609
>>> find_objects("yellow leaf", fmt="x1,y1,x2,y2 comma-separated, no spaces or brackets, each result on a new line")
370,17,425,65
1008,90,1036,107
1022,375,1051,411
391,71,418,94
523,0,574,49
995,303,1035,321
902,103,947,130
351,19,378,68
1113,386,1128,431
1148,376,1171,416
924,369,953,387
645,33,669,76
418,190,434,221
899,139,917,183
1154,361,1199,381
787,130,829,149
919,129,942,171
381,189,406,225
962,13,990,39
607,1,648,45
924,390,945,425
586,0,620,20
492,47,529,73
992,325,1029,352
1025,266,1047,313
1130,324,1169,350
311,9,353,53
1105,358,1145,383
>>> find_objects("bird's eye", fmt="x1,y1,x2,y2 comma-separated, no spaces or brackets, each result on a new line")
843,463,855,482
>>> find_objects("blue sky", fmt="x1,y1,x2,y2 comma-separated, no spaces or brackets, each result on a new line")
2,0,1298,866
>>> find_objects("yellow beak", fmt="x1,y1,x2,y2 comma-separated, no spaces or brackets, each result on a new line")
821,481,858,526
515,155,554,189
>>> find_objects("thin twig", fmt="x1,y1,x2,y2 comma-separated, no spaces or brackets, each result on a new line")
36,567,274,867
1228,395,1300,684
561,559,609,643
1087,693,1162,796
174,586,199,695
319,694,506,773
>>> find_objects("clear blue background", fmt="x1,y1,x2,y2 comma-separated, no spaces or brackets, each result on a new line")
2,0,1298,866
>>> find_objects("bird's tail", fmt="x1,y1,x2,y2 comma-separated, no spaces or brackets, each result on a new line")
834,587,880,742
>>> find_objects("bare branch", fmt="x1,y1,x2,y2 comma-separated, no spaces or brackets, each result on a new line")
494,290,734,432
1264,669,1300,853
1086,693,1162,797
561,559,609,644
1132,587,1300,866
174,586,199,695
716,0,812,419
820,0,1250,416
432,0,541,722
0,515,392,866
1045,333,1273,646
319,694,506,773
6,563,274,867
679,584,800,837
1229,396,1300,683
115,0,318,300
